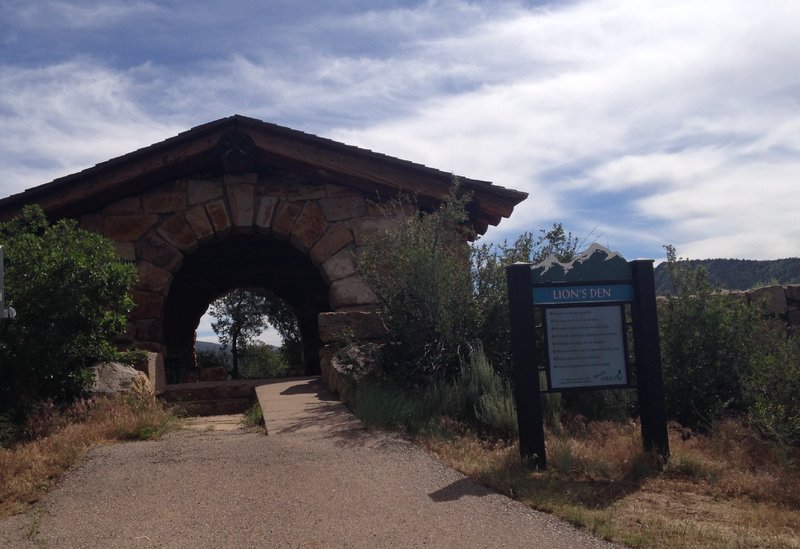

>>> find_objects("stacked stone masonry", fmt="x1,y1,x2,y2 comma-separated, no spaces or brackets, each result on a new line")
732,285,800,328
79,173,391,389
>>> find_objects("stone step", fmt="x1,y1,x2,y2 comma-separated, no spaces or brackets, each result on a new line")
161,379,268,402
167,397,255,417
162,385,253,402
160,380,273,417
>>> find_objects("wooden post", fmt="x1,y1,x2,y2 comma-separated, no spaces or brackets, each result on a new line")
630,260,670,462
506,263,547,469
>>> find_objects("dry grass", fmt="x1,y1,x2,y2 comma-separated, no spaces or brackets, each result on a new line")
421,417,800,548
0,393,177,517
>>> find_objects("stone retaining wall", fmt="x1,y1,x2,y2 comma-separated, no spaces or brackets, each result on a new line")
727,284,800,328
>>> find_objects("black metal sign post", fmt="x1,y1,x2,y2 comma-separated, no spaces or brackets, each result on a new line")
507,262,547,468
630,260,669,457
506,246,669,469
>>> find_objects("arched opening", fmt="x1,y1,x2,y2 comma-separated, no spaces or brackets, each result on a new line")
197,287,303,380
163,235,330,384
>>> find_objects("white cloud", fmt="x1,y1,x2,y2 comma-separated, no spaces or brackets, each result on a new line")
1,0,799,261
0,60,182,196
11,1,160,29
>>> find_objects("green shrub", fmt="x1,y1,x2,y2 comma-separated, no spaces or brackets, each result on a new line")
240,341,290,379
195,348,230,370
743,326,800,450
457,345,518,438
658,245,800,442
0,205,137,413
472,224,578,376
350,382,423,431
347,345,518,438
355,187,479,383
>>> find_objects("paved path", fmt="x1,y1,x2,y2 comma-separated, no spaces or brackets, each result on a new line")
0,378,616,548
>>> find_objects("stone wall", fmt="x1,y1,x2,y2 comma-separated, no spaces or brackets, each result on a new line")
77,171,397,388
726,284,800,328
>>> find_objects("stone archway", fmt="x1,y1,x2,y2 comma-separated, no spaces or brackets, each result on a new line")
0,115,527,393
161,237,328,379
85,171,383,389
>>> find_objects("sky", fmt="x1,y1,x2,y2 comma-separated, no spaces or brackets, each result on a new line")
2,0,799,343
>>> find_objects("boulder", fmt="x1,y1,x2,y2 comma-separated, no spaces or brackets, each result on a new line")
90,362,153,395
746,286,787,316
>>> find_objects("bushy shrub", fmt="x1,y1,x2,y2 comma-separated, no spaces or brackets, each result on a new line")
659,245,800,444
0,205,137,413
743,324,800,450
355,188,479,383
240,341,290,379
348,345,518,438
472,224,578,376
659,246,764,429
460,346,518,438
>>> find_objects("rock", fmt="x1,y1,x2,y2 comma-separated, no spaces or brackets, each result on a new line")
142,351,166,395
746,286,787,316
318,310,386,343
786,285,800,302
329,275,378,308
90,362,152,395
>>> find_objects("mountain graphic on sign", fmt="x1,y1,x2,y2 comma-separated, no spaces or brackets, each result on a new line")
532,243,631,282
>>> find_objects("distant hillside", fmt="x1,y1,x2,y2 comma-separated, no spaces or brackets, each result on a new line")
654,258,800,294
195,341,227,354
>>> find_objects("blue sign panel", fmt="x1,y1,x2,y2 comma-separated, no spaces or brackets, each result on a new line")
533,283,634,305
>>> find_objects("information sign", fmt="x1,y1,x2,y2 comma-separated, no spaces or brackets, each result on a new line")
533,283,633,305
506,244,670,469
545,306,627,389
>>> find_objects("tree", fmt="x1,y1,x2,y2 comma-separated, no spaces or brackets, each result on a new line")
208,288,302,378
472,224,578,375
209,289,268,379
0,205,137,413
240,341,290,379
259,295,303,368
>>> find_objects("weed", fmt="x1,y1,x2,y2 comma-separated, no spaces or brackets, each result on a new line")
242,402,264,428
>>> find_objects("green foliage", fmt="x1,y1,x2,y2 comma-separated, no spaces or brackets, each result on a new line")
350,382,427,431
208,289,301,378
559,389,638,424
658,245,800,444
355,187,479,382
356,184,580,385
209,288,270,379
0,412,18,448
458,345,518,438
242,402,264,428
240,341,290,379
349,345,518,438
0,205,137,412
743,326,800,450
472,224,578,375
195,347,230,370
659,246,763,429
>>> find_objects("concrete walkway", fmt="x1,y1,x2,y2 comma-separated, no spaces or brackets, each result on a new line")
255,376,361,435
0,377,617,548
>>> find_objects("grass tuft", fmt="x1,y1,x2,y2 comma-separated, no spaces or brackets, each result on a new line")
241,402,264,428
0,394,177,517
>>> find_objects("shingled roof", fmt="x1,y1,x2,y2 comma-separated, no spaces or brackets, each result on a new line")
0,115,527,234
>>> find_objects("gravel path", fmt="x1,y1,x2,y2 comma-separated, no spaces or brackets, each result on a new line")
0,384,617,548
